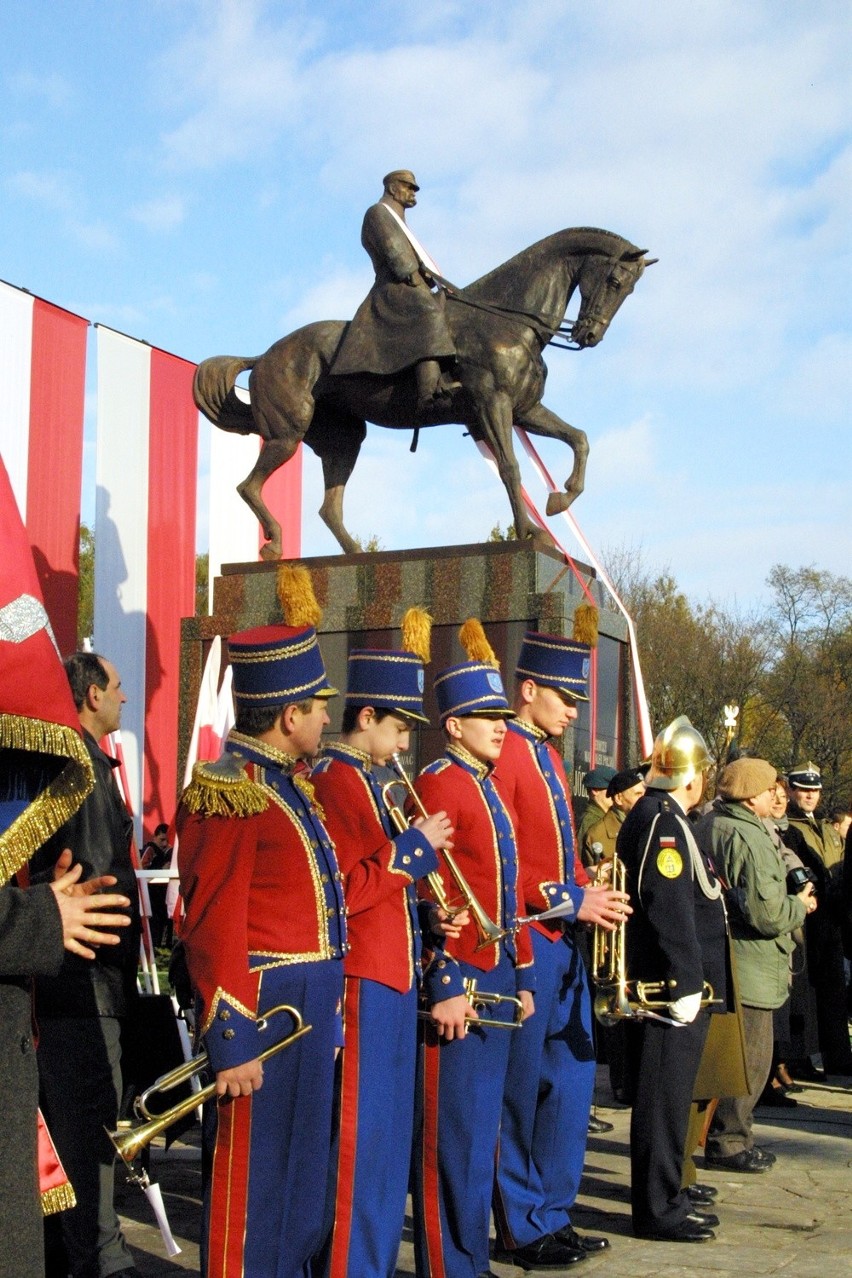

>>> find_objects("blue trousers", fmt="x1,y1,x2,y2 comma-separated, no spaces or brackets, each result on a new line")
412,954,516,1278
493,929,595,1248
202,961,342,1278
321,977,417,1278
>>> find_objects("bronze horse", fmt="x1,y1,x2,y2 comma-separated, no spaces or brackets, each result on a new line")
194,227,654,557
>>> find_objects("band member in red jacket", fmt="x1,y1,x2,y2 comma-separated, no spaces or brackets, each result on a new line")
492,628,628,1268
177,589,347,1278
312,611,454,1278
411,621,534,1278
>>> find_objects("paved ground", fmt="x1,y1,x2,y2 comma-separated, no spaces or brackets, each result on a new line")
118,1068,852,1277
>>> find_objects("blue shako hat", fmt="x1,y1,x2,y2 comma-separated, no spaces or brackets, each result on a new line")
345,650,428,723
515,631,591,703
228,624,336,711
434,661,514,723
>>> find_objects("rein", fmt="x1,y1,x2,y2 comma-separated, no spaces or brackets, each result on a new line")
432,274,583,350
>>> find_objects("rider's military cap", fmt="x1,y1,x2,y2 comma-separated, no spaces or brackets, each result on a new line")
383,169,419,191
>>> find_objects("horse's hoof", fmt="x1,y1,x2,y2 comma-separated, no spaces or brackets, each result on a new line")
259,541,282,561
546,491,571,516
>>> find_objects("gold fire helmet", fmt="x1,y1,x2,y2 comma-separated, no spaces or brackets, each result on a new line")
649,715,711,790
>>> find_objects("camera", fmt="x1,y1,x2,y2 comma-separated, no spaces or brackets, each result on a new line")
786,865,818,896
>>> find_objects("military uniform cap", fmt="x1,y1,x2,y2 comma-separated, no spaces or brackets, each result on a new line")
515,630,591,703
434,617,514,724
787,761,822,789
383,169,419,190
606,767,645,798
346,650,428,723
583,765,616,792
228,624,336,710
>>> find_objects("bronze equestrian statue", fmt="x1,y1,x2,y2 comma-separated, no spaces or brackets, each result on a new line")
194,173,655,558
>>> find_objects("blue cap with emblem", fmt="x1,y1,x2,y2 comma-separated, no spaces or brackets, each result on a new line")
434,618,515,723
514,610,595,703
228,565,337,711
345,607,431,724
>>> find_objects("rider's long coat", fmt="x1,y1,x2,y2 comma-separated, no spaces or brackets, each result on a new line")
331,200,455,376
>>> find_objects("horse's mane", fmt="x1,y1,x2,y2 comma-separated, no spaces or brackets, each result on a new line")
462,227,639,305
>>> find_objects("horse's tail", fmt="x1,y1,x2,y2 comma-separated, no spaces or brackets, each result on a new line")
193,355,259,435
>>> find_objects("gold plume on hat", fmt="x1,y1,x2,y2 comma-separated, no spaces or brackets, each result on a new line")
276,564,322,628
401,607,432,664
459,618,499,669
572,603,599,649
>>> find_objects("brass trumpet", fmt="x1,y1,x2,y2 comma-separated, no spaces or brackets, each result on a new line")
591,853,718,1026
107,1003,311,1181
418,976,525,1030
381,752,504,951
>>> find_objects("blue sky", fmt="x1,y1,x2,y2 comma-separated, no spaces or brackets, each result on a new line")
2,0,849,605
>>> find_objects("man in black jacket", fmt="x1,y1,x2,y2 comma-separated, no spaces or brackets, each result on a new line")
31,653,142,1278
617,716,728,1244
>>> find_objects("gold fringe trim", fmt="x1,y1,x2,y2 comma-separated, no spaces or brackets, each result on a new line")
41,1181,77,1216
459,618,499,668
0,717,94,887
401,607,432,664
277,564,322,629
181,765,269,818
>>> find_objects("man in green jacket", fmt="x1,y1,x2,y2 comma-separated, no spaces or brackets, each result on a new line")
696,758,816,1173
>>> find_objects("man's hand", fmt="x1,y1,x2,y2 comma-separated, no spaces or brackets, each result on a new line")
215,1058,263,1099
577,884,632,931
429,905,471,941
50,853,131,959
414,810,454,852
667,991,702,1024
519,989,535,1022
429,993,473,1041
798,882,818,915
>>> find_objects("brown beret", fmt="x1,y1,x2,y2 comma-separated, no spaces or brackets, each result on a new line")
718,757,778,801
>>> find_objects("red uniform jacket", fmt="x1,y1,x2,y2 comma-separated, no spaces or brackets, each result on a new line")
414,745,534,1004
311,744,439,994
176,735,347,1072
494,720,589,942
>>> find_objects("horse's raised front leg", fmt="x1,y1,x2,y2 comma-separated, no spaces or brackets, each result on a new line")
236,438,295,560
474,389,542,543
514,402,588,515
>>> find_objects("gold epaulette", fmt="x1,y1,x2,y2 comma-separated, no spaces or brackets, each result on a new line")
180,755,269,818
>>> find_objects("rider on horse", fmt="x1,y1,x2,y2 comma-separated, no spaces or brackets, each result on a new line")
330,170,461,415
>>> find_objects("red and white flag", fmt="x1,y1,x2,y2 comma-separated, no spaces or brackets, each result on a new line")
94,325,199,838
0,281,88,653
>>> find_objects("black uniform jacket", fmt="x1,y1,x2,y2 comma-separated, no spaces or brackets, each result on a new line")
617,787,728,1007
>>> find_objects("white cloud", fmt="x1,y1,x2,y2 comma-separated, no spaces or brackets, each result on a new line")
129,195,186,233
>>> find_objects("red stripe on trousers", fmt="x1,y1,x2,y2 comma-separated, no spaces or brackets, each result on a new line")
27,300,88,653
420,1038,447,1278
328,977,361,1278
145,349,197,830
207,1093,253,1278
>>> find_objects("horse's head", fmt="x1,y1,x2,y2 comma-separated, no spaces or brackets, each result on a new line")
570,247,656,348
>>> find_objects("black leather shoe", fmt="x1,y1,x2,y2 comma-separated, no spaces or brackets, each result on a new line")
758,1086,798,1107
686,1182,717,1203
587,1114,614,1134
496,1233,588,1268
686,1210,719,1228
704,1148,771,1173
635,1219,716,1243
554,1225,610,1251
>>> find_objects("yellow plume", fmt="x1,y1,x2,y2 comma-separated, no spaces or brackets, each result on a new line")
459,618,499,669
401,607,432,664
572,603,599,649
276,564,322,628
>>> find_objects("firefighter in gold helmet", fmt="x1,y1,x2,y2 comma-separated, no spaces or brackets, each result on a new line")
615,716,729,1243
